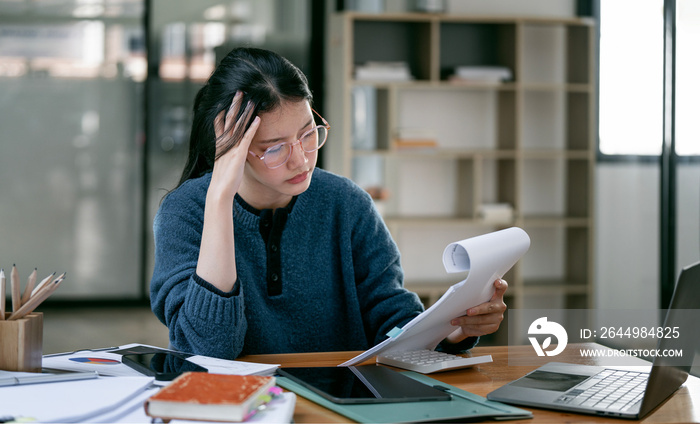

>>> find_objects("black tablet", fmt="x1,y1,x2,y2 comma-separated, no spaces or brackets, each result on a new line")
277,365,452,404
121,352,207,381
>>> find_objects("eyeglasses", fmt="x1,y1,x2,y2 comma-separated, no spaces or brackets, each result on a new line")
248,109,330,169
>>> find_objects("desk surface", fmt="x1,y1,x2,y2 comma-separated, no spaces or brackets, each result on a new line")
241,343,700,423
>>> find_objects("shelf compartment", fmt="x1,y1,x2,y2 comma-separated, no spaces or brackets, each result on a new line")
383,156,475,219
520,22,592,85
521,89,565,150
479,157,517,218
352,19,432,81
520,23,567,84
438,22,517,81
566,91,592,151
395,88,515,151
521,158,566,217
566,24,592,85
521,89,593,152
519,225,591,289
379,156,518,221
566,159,591,218
521,157,591,218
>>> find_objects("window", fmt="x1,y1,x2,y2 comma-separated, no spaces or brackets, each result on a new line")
599,0,699,157
598,0,664,156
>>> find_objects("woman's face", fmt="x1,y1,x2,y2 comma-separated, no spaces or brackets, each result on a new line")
239,100,318,210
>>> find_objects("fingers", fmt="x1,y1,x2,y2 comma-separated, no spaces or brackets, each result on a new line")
214,91,258,156
491,278,508,300
240,115,261,151
215,91,243,139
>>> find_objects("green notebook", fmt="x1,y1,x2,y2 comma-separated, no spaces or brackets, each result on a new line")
277,371,532,423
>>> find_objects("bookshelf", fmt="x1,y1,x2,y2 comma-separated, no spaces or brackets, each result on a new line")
324,12,596,322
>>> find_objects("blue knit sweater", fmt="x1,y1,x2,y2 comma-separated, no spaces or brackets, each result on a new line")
150,168,433,359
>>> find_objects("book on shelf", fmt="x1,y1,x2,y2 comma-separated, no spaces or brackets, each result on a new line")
393,139,438,149
144,372,277,422
355,61,413,81
478,203,514,224
447,66,512,84
393,127,438,150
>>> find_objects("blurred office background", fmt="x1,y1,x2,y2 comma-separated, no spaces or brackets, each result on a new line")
0,0,698,352
0,0,321,302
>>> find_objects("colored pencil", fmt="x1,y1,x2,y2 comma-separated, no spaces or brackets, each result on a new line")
20,268,37,306
0,269,5,320
10,265,20,313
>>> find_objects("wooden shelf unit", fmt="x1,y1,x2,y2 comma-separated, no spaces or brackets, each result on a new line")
324,12,596,315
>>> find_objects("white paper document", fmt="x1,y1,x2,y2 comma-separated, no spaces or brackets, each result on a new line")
187,354,279,376
0,375,155,423
341,227,530,366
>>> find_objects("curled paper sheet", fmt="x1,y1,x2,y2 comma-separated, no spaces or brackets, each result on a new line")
340,227,530,367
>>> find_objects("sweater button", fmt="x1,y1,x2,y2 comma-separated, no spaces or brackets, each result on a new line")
270,244,278,252
270,273,279,282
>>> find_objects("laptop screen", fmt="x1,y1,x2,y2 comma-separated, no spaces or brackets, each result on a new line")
639,261,700,416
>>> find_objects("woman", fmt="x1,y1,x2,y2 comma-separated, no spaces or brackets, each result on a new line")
150,47,507,359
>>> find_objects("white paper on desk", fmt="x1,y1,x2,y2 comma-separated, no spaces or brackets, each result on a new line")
341,227,530,366
41,351,144,377
0,376,154,423
83,383,161,423
187,355,279,376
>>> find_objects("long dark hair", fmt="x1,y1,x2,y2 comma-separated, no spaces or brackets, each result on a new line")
178,47,313,186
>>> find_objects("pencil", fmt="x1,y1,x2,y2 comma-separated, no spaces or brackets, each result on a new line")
20,268,37,306
0,269,5,320
11,265,20,313
31,272,55,298
8,273,64,321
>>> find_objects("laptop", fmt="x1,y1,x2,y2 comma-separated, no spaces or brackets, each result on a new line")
488,261,700,419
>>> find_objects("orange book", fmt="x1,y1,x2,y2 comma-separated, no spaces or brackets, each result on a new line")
145,372,277,422
393,138,438,149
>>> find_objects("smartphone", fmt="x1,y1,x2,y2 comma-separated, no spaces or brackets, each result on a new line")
121,352,207,381
277,365,452,404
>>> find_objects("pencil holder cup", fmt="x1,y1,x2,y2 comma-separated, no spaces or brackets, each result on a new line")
0,312,43,372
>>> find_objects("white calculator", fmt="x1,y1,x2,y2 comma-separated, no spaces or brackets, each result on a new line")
377,349,493,374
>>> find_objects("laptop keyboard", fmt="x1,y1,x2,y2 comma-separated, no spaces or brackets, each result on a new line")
555,369,648,412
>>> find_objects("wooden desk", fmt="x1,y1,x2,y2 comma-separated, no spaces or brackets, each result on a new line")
241,343,700,423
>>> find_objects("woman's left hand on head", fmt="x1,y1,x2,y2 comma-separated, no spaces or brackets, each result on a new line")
445,278,508,344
